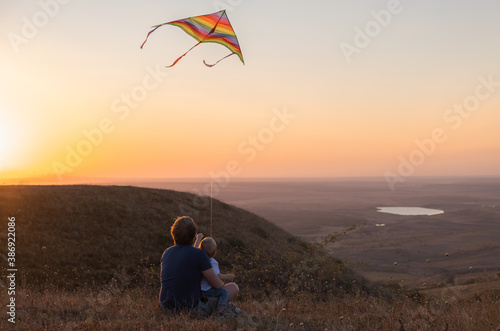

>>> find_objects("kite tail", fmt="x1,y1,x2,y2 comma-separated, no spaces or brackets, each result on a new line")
140,25,162,49
203,53,235,67
165,42,202,68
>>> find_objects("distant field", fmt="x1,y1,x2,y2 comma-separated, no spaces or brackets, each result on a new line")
119,177,500,289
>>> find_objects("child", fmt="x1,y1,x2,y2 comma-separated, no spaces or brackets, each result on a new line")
198,237,237,315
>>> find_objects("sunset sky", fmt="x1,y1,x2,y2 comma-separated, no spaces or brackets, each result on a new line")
1,0,500,183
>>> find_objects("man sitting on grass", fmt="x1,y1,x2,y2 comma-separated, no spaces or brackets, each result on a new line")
158,216,239,317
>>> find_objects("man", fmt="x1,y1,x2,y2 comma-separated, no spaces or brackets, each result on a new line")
158,216,238,316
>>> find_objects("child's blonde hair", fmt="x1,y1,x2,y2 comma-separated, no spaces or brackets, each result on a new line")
200,237,217,258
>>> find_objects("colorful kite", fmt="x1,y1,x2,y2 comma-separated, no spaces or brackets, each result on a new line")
141,10,244,68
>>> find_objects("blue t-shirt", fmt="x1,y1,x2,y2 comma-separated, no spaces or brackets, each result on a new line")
159,245,212,311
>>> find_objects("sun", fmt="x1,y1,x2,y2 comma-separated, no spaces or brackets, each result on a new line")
0,110,52,181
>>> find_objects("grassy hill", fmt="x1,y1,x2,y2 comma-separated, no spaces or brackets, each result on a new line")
0,185,499,330
0,185,373,297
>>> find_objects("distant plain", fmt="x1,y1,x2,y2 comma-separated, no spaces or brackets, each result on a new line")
116,177,500,289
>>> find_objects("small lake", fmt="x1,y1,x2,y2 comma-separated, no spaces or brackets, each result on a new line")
377,207,444,216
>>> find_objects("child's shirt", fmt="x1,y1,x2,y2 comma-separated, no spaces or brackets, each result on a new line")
200,257,219,291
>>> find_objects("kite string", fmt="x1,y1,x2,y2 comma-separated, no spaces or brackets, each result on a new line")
210,177,213,237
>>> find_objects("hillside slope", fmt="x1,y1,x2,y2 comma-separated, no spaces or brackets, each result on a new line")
0,185,372,298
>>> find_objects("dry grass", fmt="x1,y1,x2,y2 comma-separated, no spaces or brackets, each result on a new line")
3,286,499,330
1,185,499,330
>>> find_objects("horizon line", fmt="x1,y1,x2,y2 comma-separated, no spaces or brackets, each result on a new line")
3,174,500,186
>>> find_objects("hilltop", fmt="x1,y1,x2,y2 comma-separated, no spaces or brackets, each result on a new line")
0,185,372,297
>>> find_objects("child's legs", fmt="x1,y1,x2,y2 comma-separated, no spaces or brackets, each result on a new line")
204,288,229,311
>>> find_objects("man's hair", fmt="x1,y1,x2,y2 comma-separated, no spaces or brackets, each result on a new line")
170,216,197,245
200,237,217,257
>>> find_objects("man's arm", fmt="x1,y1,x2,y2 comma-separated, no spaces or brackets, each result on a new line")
202,268,224,289
217,273,235,282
